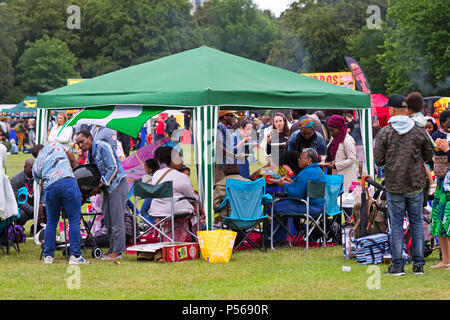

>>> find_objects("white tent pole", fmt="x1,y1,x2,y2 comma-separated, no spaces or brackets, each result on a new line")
359,108,374,178
33,108,48,244
193,105,219,231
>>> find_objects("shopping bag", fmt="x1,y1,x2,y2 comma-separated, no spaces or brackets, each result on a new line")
197,230,237,263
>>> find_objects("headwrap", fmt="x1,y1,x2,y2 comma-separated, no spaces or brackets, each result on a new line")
299,118,315,128
327,115,347,161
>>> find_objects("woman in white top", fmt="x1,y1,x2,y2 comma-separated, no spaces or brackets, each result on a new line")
149,146,198,241
48,112,73,149
325,115,358,193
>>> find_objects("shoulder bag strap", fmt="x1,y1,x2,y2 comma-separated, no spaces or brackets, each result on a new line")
154,168,174,186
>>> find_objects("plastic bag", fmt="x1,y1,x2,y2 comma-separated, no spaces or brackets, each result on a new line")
197,230,237,263
352,185,375,203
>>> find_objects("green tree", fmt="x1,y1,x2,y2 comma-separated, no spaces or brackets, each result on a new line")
379,0,450,96
195,0,279,63
347,26,387,94
78,0,203,77
267,0,387,74
0,3,18,102
17,36,80,94
9,0,81,59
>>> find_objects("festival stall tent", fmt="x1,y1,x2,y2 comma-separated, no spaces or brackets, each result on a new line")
35,46,372,236
1,96,37,118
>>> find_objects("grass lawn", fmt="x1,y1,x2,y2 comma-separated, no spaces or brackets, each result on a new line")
1,152,449,300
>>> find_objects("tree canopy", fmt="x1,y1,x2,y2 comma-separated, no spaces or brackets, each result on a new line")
17,35,80,94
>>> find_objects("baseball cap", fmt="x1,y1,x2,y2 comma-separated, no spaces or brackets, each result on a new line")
384,94,408,108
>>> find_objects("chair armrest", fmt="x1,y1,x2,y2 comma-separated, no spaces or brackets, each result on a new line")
262,193,273,205
217,197,229,212
272,197,307,206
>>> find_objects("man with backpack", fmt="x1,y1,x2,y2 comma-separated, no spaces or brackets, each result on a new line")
374,94,434,275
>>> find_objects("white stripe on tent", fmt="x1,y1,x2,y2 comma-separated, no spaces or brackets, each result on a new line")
74,105,144,127
193,105,219,230
358,108,374,177
33,108,48,244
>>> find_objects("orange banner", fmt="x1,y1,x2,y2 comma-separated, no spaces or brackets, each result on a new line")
301,72,355,90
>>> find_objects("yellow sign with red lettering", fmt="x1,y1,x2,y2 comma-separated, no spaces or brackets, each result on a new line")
301,72,355,90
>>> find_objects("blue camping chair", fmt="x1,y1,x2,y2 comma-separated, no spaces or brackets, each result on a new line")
218,178,272,252
323,175,346,243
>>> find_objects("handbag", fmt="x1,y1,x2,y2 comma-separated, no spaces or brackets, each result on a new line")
433,155,449,178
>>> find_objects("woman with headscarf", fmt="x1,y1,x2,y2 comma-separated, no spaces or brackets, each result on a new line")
326,115,358,193
288,118,327,156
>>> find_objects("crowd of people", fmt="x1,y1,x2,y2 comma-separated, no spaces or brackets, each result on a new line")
0,116,36,154
213,93,448,274
0,93,448,273
214,108,362,192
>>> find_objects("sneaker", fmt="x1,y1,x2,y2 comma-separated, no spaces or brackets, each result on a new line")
385,265,405,276
412,265,424,275
69,255,89,265
43,256,54,264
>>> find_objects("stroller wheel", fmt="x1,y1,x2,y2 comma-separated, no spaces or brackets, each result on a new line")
92,247,103,259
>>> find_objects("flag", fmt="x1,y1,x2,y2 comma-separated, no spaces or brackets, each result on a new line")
60,105,165,138
344,56,371,94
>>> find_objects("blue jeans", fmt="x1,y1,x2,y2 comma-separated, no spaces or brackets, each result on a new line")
43,178,82,257
386,191,425,267
140,198,155,224
237,161,250,179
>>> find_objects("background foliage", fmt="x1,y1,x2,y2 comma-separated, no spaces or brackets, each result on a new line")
0,0,448,103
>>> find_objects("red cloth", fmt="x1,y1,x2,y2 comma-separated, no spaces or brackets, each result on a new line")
155,121,165,135
371,94,390,127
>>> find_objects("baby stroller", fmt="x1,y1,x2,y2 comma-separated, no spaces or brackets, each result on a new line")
39,164,104,260
364,176,441,260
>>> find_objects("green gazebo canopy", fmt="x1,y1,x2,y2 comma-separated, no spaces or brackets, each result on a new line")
37,46,370,110
36,46,372,231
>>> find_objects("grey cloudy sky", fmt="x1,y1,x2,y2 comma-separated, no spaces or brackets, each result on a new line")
253,0,295,16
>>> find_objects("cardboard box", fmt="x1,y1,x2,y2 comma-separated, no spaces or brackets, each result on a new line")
127,242,199,263
162,242,199,262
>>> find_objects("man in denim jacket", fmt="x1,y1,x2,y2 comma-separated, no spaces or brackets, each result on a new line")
76,129,127,260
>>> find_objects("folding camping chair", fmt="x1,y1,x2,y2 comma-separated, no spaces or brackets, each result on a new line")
218,178,272,252
132,180,200,244
271,181,327,251
323,175,346,243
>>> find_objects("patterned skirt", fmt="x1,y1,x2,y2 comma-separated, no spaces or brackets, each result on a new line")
430,179,450,237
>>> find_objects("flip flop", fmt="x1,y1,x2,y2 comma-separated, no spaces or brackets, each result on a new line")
101,254,122,260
